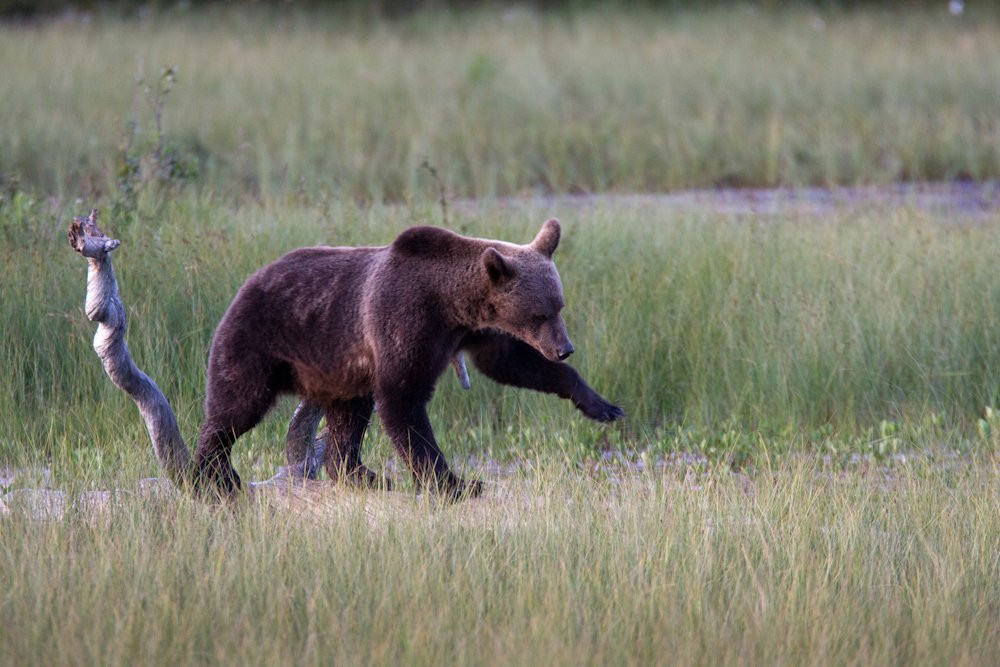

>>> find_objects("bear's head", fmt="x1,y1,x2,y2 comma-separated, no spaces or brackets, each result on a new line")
481,218,575,363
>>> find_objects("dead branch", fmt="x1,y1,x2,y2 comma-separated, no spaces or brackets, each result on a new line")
68,209,191,486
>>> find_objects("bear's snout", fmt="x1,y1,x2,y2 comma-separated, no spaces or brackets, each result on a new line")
541,318,574,362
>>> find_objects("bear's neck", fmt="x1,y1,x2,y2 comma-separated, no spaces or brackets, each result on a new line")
438,265,493,331
418,249,495,332
384,234,501,332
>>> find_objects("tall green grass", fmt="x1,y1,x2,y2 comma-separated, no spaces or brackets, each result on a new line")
2,6,1000,200
2,194,998,480
2,461,997,665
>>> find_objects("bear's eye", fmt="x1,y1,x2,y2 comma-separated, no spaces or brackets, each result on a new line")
531,314,548,325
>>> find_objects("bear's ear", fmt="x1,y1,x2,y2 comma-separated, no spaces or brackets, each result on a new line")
482,247,515,285
531,218,561,258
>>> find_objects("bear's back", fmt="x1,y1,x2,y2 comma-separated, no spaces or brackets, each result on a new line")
213,245,383,358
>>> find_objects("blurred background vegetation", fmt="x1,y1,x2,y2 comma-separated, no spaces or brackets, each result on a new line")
0,0,975,18
3,0,998,203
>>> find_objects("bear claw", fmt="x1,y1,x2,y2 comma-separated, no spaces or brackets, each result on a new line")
580,399,626,423
341,466,393,491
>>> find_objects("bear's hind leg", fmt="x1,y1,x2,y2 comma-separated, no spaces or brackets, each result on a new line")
322,395,389,490
193,385,277,499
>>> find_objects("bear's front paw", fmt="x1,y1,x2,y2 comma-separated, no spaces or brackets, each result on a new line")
579,397,625,423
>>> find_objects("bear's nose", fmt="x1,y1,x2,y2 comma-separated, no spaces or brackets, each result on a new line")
557,342,574,361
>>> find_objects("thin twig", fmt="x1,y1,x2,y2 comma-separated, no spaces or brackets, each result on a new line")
419,159,448,227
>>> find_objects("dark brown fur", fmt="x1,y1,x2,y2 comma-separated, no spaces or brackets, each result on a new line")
193,219,623,499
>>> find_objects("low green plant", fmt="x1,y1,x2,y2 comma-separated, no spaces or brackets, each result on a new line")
977,406,1000,449
112,65,201,226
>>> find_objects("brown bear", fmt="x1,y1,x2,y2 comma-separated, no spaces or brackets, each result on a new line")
193,218,623,499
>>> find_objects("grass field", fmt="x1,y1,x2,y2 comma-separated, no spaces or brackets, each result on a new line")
2,4,999,666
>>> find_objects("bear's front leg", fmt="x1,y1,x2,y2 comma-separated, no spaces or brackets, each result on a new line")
375,381,483,501
463,331,625,423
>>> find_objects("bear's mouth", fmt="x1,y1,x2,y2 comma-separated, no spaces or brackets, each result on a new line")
538,342,573,363
516,336,560,363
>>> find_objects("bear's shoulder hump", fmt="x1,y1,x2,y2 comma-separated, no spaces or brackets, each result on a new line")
391,225,465,257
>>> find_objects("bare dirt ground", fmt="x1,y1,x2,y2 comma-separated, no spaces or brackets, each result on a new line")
1,448,988,522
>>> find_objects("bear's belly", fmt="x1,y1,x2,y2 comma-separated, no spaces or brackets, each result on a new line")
292,351,376,401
